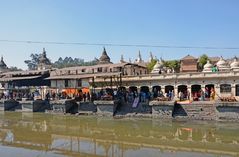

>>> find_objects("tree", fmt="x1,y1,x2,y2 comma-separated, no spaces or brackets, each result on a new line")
147,59,157,72
8,66,22,71
24,53,40,70
52,57,98,68
198,54,208,71
163,60,180,72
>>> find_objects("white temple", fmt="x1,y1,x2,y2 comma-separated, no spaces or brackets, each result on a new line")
216,56,230,71
203,60,213,72
230,57,239,71
151,58,165,74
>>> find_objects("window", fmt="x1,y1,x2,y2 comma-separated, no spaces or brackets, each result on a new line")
98,67,102,72
220,84,231,93
78,80,82,87
103,67,108,72
65,80,69,88
236,85,239,96
81,69,86,73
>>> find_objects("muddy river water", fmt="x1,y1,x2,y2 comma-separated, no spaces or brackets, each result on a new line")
0,111,238,157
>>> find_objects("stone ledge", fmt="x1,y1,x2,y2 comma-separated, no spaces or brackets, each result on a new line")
94,100,118,105
149,101,174,106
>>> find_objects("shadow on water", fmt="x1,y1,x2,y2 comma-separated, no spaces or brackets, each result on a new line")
0,111,239,157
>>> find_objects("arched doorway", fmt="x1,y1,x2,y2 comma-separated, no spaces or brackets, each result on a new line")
129,86,138,93
205,84,214,99
140,86,150,102
140,86,149,93
178,85,188,99
236,84,239,96
105,88,113,95
191,85,201,101
152,86,161,98
165,85,175,100
178,85,187,93
165,85,174,94
118,86,126,91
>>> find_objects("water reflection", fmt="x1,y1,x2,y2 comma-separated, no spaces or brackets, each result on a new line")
0,112,238,157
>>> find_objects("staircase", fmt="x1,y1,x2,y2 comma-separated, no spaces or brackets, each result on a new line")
181,102,216,120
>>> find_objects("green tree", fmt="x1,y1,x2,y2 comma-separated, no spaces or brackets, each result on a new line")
163,60,180,72
8,66,22,71
52,57,98,68
24,53,40,70
198,54,208,71
147,59,157,72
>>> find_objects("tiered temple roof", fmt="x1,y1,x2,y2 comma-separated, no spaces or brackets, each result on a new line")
98,47,112,64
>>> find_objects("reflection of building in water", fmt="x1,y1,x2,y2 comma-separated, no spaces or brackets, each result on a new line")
4,131,14,143
0,113,239,157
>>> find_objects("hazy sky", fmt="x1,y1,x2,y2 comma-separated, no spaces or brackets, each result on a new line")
0,0,239,69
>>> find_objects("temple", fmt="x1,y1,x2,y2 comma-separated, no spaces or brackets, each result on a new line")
37,48,52,70
97,47,112,64
0,56,8,73
180,55,198,72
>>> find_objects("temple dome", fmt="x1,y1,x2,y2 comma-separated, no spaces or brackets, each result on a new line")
204,60,213,68
99,47,111,64
203,60,213,72
151,58,165,74
153,60,163,69
216,56,230,71
230,57,239,71
216,56,228,67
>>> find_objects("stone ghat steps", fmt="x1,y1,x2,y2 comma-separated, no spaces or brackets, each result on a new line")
181,104,217,120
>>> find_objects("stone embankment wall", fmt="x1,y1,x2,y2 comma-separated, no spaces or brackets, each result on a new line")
216,102,239,121
1,99,239,121
149,101,174,118
79,102,96,114
94,100,119,116
173,102,216,120
170,101,239,121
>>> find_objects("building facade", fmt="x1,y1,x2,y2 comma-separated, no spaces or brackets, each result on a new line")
48,48,148,91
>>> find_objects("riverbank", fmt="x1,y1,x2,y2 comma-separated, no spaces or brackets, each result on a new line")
1,99,239,121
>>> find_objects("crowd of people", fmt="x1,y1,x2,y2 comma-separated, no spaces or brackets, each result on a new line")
180,87,216,101
0,86,218,103
0,90,42,101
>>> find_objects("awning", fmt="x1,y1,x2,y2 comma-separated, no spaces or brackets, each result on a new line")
46,72,121,80
0,75,42,82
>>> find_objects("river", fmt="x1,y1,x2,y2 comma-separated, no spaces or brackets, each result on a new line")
0,111,238,157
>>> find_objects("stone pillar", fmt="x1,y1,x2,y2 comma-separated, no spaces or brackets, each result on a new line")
188,86,192,100
149,86,153,93
174,85,178,99
201,85,205,92
161,86,165,94
137,86,140,93
215,84,220,100
231,84,236,96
